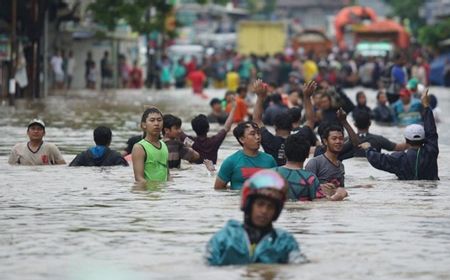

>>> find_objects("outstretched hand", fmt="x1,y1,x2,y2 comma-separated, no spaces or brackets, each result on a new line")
421,88,430,108
336,107,347,122
302,80,317,98
252,79,268,98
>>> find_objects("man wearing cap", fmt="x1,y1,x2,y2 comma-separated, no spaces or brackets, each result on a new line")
391,88,423,126
8,119,66,165
360,89,438,180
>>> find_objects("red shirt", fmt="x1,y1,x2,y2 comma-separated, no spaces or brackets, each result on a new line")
188,70,206,93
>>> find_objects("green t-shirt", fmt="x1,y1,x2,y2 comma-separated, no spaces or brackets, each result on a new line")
217,150,277,190
138,139,169,182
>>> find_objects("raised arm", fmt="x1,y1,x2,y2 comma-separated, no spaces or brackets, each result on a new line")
302,81,317,129
223,96,237,132
421,88,438,154
252,79,268,128
337,108,360,147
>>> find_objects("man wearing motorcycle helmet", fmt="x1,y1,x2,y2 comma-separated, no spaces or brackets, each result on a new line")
205,170,305,266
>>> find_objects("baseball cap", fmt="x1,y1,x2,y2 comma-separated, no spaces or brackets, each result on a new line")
406,78,418,90
404,124,425,141
399,88,411,97
28,118,46,130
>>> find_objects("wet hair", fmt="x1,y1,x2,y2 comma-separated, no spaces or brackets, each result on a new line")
287,107,302,124
209,98,221,107
93,126,112,146
233,121,259,146
141,107,163,123
320,123,344,142
273,112,292,131
353,111,371,130
163,114,182,134
284,134,310,163
191,114,209,136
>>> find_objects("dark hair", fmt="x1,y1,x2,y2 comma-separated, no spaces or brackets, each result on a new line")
209,98,221,107
287,107,302,124
93,126,112,146
271,93,283,104
191,114,209,136
353,111,371,130
268,82,278,88
406,139,424,146
233,121,259,146
356,91,365,103
141,107,163,123
320,124,344,142
273,112,292,131
236,86,247,95
163,114,182,134
224,90,235,98
284,134,310,163
376,90,385,100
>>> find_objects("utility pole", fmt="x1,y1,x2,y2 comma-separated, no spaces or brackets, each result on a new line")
31,0,39,99
9,0,17,106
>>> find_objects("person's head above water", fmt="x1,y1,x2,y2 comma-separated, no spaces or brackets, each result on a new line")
353,111,371,131
284,134,310,163
27,119,46,142
93,126,112,146
163,114,182,138
191,114,209,137
140,107,163,137
233,121,260,149
320,123,344,154
241,170,288,227
404,124,425,147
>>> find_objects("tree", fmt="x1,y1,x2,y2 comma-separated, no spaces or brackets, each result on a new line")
418,18,450,50
382,0,425,37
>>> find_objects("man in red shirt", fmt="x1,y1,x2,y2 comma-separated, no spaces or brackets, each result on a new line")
129,60,143,88
188,66,207,98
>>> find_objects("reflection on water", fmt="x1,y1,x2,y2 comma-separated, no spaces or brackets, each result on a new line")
0,87,449,279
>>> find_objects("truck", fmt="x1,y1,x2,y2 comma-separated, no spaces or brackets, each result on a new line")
237,21,286,55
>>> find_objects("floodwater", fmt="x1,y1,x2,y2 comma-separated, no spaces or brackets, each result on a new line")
0,87,449,280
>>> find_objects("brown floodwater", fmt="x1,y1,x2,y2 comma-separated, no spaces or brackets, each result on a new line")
0,87,449,280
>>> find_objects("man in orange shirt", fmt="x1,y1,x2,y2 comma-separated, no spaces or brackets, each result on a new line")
225,90,247,123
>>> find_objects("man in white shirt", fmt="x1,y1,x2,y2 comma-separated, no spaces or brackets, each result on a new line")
9,119,66,165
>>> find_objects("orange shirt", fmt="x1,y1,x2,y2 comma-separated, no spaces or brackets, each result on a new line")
226,96,248,123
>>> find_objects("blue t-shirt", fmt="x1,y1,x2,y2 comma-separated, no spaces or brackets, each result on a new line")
217,150,277,190
391,98,423,126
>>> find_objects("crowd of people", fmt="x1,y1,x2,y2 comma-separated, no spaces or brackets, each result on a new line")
50,50,144,90
12,48,441,265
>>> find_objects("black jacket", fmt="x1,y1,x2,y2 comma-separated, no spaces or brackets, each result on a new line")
366,108,438,180
70,147,128,167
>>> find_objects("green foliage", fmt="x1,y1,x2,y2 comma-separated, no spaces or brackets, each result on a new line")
88,0,229,37
88,0,168,34
418,18,450,49
383,0,425,36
